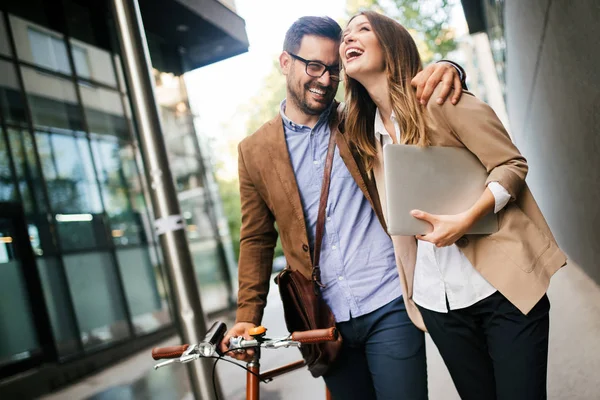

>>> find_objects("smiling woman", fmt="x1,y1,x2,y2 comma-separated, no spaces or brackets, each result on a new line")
339,11,567,400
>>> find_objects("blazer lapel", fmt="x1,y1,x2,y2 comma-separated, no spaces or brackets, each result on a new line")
263,115,309,240
335,129,388,231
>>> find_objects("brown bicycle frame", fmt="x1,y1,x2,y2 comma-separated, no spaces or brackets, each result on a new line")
245,354,331,400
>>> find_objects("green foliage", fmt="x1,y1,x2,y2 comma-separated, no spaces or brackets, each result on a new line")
346,0,458,63
217,177,242,260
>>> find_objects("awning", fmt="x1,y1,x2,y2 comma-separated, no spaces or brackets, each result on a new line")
460,0,486,34
139,0,249,73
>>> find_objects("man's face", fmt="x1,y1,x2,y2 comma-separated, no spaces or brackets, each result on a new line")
281,35,340,116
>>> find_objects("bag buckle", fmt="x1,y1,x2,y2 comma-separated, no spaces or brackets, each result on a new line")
312,266,326,295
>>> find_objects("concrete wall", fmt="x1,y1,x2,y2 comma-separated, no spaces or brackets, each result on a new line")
504,0,600,283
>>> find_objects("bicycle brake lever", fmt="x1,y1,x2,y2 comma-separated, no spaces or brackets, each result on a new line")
153,351,200,370
271,340,301,349
154,358,178,370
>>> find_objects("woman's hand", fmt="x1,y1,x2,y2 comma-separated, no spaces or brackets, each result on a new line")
411,210,473,247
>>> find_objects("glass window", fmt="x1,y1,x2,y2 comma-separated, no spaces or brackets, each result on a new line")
26,28,71,74
80,84,128,138
0,12,12,57
91,138,149,246
36,257,80,356
115,247,170,334
63,251,131,349
0,218,41,366
0,60,28,126
71,44,91,79
7,128,47,214
35,132,107,251
189,238,230,314
70,38,118,88
21,66,84,132
0,129,18,203
36,133,103,214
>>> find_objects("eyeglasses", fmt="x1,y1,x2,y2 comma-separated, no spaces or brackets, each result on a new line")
288,53,341,82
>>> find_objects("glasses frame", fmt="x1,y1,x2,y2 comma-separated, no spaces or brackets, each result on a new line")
287,53,341,82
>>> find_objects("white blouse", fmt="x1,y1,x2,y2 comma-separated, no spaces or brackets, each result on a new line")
374,108,511,312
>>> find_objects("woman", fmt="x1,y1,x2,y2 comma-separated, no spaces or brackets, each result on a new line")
340,11,567,400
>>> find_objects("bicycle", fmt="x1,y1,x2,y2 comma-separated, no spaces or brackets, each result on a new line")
152,321,337,400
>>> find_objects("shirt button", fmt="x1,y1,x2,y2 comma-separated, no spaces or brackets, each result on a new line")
338,276,344,281
326,217,331,221
331,245,337,250
313,160,320,165
455,236,469,248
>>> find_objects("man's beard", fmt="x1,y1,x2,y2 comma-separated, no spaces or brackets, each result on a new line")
287,79,335,116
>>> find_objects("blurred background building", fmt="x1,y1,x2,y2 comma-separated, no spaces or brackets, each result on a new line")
0,0,247,396
461,0,600,285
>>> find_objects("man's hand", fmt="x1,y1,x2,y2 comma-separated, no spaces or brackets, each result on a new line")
411,62,463,106
219,322,257,362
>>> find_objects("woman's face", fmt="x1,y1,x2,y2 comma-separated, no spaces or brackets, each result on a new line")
340,15,385,81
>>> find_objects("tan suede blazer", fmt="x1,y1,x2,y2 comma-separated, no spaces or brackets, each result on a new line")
371,87,567,330
236,103,387,325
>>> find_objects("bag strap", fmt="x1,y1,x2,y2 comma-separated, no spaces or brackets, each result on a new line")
311,123,338,294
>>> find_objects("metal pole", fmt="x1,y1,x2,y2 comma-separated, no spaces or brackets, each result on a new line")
110,0,221,398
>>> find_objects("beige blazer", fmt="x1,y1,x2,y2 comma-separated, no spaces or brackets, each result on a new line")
372,87,567,331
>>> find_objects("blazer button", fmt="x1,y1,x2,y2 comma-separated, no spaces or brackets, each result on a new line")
302,244,309,252
455,236,469,248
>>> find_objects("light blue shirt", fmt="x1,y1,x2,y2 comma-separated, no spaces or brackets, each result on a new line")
280,100,401,322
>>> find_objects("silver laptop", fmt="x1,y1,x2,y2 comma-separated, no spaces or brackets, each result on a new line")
383,144,498,236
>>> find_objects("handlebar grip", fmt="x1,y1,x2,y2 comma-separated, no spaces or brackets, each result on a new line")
291,327,338,344
152,344,189,360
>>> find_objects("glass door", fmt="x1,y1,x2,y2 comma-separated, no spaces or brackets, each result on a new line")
0,202,54,378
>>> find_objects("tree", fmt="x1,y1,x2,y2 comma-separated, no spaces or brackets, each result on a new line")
346,0,459,63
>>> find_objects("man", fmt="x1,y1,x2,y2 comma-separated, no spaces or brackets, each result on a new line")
219,16,465,399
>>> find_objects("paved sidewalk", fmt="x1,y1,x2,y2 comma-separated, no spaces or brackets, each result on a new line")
42,261,600,400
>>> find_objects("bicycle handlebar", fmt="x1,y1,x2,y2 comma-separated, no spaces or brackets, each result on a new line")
152,344,190,360
291,327,338,344
151,324,339,370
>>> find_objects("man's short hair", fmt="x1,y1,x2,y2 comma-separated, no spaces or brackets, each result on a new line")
283,16,342,54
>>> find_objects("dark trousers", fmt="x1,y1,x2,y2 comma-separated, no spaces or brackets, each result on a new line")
419,291,550,400
323,296,428,400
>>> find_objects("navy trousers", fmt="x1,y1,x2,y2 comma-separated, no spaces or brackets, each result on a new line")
323,296,428,400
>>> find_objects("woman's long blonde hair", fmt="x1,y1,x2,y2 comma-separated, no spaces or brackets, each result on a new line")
343,11,430,172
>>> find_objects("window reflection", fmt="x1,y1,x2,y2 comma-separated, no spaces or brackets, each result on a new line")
36,132,103,214
0,218,41,366
63,251,131,348
0,13,11,57
1,129,18,203
27,28,71,74
0,60,27,126
80,84,128,138
21,66,84,132
91,138,148,246
36,257,80,356
8,128,47,214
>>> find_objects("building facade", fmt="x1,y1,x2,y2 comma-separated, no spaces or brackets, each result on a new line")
461,0,600,283
0,0,247,396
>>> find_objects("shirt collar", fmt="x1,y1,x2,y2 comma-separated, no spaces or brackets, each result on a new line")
374,107,399,142
279,99,334,132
